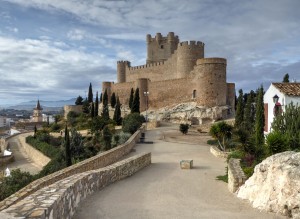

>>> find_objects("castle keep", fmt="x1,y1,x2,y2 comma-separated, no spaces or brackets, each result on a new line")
103,32,235,115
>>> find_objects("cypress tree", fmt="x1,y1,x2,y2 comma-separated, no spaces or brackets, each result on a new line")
102,125,112,151
100,92,102,103
110,92,116,108
113,96,122,125
131,88,140,114
283,73,289,82
243,91,254,132
90,102,95,118
102,89,109,120
235,89,244,128
255,86,265,150
75,95,83,105
129,88,134,110
95,91,99,117
88,82,93,103
103,89,108,106
65,125,72,167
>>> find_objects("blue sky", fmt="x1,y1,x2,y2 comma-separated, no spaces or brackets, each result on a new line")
0,0,299,106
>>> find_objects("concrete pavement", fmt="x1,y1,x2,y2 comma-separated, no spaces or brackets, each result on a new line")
73,124,284,219
3,133,42,174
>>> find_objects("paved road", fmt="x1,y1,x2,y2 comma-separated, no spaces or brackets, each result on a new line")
73,125,284,219
3,133,42,174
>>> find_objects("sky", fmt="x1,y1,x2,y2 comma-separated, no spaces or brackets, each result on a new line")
0,0,299,106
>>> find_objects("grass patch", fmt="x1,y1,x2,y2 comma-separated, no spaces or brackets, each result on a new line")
216,174,228,183
207,139,218,145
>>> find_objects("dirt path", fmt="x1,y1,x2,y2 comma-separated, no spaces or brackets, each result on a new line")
73,124,284,219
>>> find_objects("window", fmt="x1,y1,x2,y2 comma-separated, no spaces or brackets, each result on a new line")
160,45,164,49
192,90,196,99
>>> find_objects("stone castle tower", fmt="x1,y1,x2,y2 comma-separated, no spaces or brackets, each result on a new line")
32,100,43,122
103,32,235,119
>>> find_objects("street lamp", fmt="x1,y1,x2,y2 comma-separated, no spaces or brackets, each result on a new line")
144,91,149,130
273,94,279,104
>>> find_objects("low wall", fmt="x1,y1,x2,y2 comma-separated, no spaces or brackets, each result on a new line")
0,126,144,211
1,152,151,219
19,135,51,167
0,155,14,167
210,146,229,158
228,158,247,193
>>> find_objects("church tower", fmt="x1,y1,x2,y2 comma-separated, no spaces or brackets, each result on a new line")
32,100,43,122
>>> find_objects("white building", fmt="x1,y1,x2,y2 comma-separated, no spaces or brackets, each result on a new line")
264,83,300,133
0,116,6,127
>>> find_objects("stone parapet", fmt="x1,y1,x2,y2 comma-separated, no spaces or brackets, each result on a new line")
19,134,50,167
0,126,145,211
228,158,246,193
1,152,151,219
210,146,229,158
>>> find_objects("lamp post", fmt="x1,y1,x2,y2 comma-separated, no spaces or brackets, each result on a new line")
273,94,280,116
144,91,149,130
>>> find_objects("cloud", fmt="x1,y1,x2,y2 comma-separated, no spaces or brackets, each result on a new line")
0,36,117,104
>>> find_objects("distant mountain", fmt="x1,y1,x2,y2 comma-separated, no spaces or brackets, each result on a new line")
6,98,76,111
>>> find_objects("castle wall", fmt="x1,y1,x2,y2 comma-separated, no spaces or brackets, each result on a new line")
146,32,179,64
194,58,227,107
63,105,83,119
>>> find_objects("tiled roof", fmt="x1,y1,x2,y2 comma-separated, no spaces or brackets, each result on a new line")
273,83,300,96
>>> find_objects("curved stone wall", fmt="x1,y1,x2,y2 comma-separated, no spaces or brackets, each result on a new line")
1,153,151,219
176,41,204,78
0,126,144,211
195,58,227,107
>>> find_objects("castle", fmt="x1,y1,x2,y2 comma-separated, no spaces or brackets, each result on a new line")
103,32,235,117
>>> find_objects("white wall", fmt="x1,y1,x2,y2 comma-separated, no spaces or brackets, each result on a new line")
264,84,300,133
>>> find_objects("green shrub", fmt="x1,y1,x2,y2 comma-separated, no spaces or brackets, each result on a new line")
122,113,143,134
179,124,189,134
227,150,244,162
0,169,34,201
207,139,218,145
111,131,131,147
266,131,289,155
26,136,60,159
242,166,254,178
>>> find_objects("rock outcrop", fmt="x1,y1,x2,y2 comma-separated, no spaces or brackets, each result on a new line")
237,151,300,218
145,102,230,125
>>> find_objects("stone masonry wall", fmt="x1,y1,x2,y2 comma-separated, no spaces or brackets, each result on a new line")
19,134,50,167
228,158,247,193
1,152,151,219
0,126,144,211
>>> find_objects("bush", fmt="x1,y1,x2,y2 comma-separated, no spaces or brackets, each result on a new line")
122,113,143,134
179,124,189,134
266,131,288,155
0,169,34,201
207,139,218,145
26,136,60,159
227,150,244,162
111,131,131,147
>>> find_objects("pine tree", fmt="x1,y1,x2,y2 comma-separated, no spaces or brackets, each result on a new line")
283,73,289,82
110,92,116,108
255,86,265,152
113,96,122,125
102,89,109,120
75,95,83,105
88,83,93,103
235,89,244,128
90,102,95,118
131,88,140,114
34,125,37,138
129,88,134,110
65,125,72,167
95,91,99,117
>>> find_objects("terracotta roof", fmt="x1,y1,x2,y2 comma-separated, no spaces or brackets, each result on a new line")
272,83,300,96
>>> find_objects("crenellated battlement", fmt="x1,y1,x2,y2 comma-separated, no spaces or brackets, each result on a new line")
178,41,205,47
117,60,131,66
128,61,165,71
